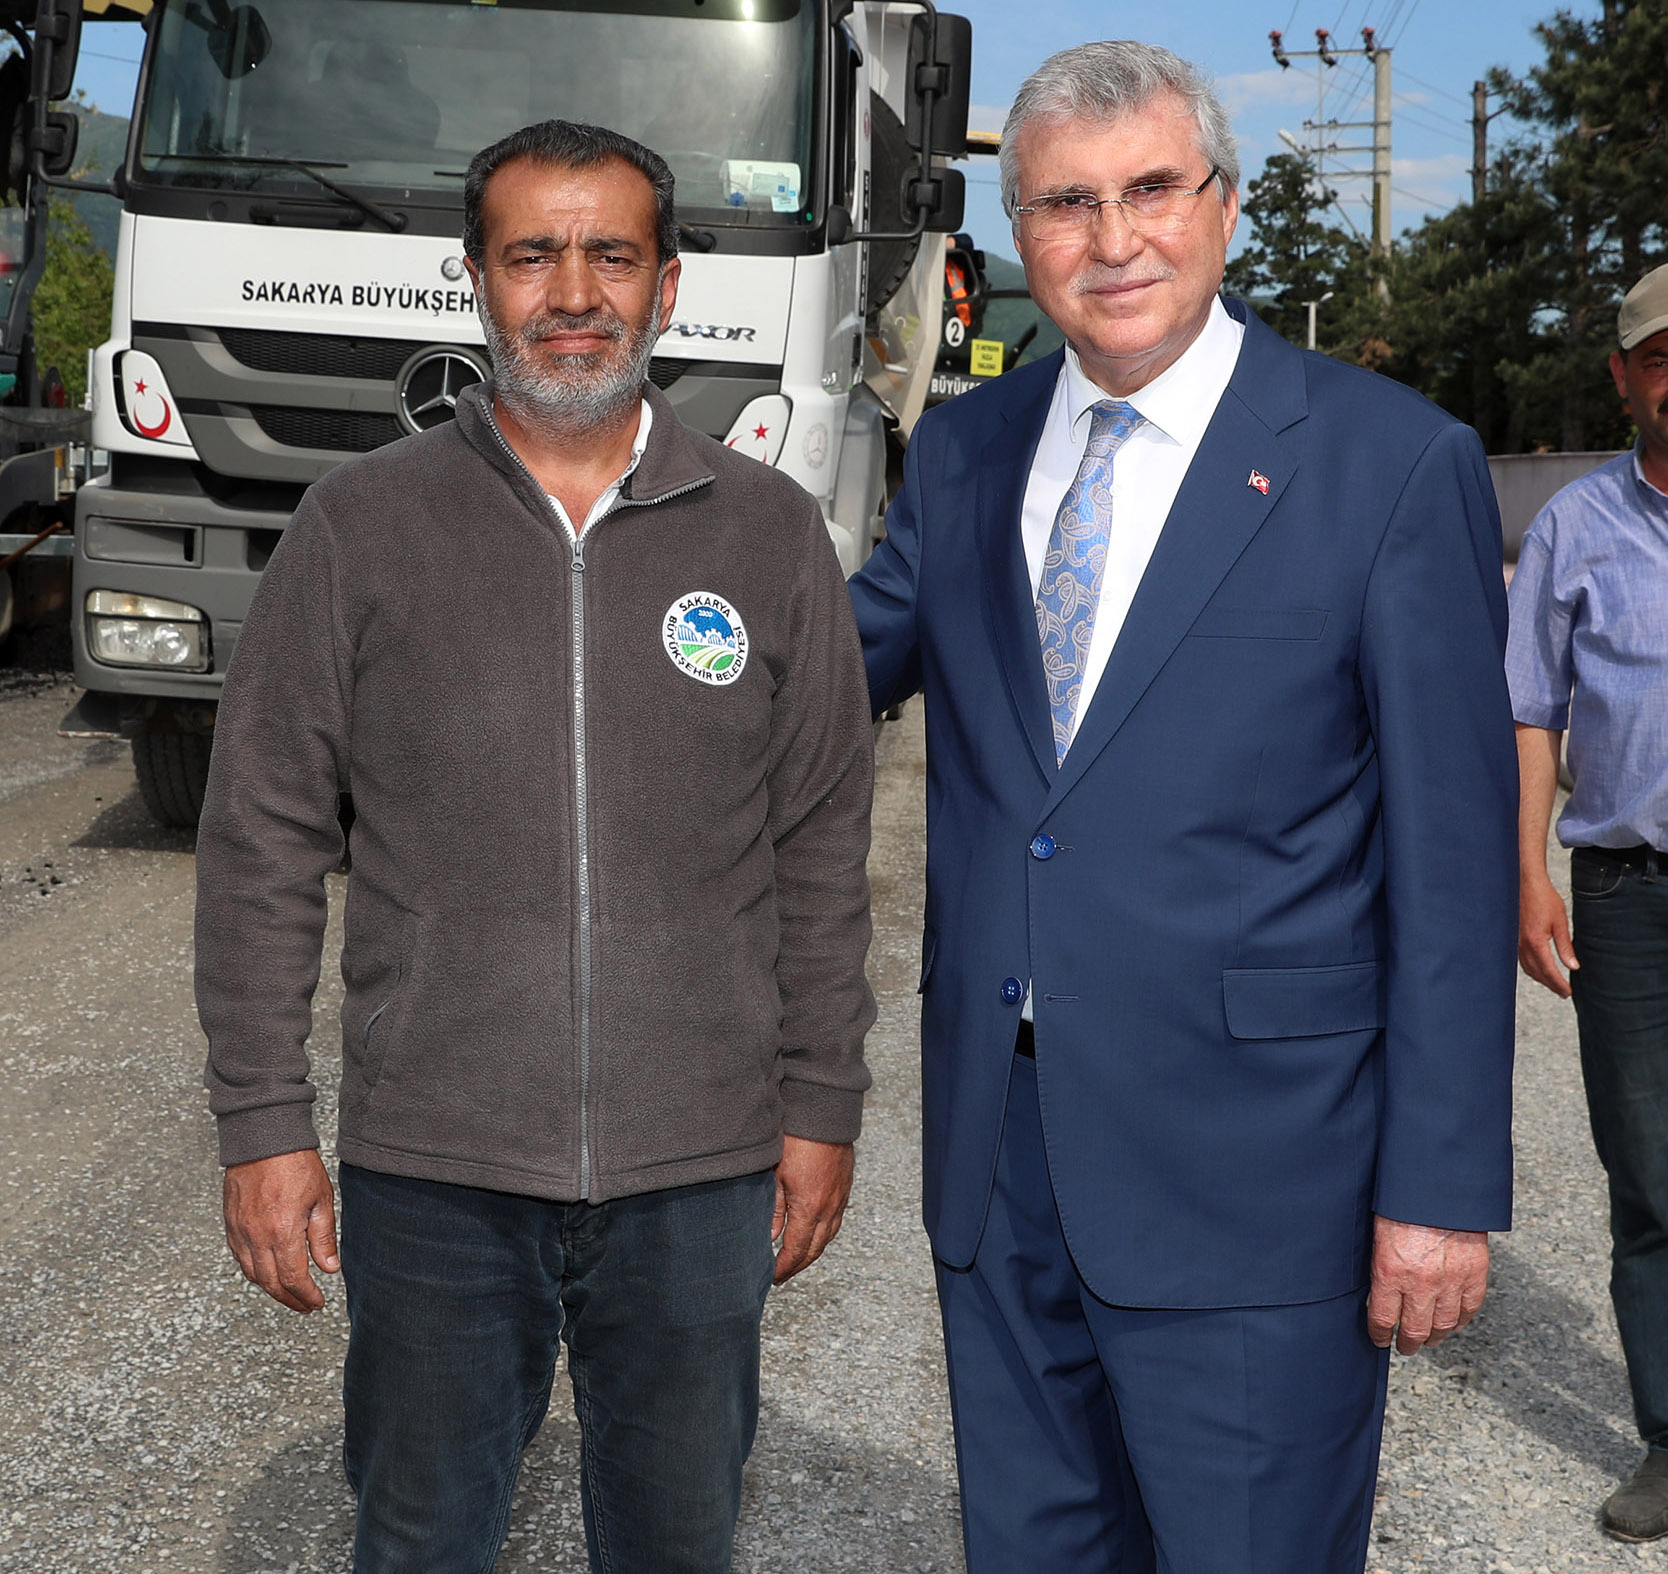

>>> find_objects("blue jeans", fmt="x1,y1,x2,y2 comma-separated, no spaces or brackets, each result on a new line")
1571,847,1668,1450
337,1162,777,1574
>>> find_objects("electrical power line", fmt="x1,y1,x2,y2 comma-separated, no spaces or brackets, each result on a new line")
1386,0,1424,46
1391,183,1452,207
1391,99,1469,141
1396,66,1472,110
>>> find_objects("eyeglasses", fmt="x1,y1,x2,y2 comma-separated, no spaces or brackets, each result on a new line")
1014,167,1222,241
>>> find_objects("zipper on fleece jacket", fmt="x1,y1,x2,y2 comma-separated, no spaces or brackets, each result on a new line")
478,403,710,1199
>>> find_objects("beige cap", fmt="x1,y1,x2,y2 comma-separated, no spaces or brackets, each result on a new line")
1619,263,1668,351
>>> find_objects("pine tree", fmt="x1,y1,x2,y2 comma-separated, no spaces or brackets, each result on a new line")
1223,153,1362,348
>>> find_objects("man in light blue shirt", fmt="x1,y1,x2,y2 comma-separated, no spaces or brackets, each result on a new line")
1510,262,1668,1544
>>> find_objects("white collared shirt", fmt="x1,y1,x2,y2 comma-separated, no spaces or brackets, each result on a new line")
546,398,654,541
1019,297,1245,745
1018,299,1243,1023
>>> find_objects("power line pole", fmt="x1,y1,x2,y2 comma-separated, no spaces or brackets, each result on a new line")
1367,27,1391,258
1270,25,1393,270
1472,80,1488,205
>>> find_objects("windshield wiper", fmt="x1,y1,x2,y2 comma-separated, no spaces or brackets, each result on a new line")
155,153,408,233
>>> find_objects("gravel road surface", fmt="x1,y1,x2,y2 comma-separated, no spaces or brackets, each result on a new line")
0,656,1661,1572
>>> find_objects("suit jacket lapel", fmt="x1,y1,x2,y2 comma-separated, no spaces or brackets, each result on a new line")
1045,307,1309,810
978,353,1061,784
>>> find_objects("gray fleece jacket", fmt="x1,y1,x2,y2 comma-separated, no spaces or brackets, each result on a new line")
196,380,875,1202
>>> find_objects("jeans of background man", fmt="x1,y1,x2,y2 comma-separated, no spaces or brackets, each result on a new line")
1571,847,1668,1455
338,1163,778,1574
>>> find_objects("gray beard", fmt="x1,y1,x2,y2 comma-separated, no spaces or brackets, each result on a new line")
479,293,660,441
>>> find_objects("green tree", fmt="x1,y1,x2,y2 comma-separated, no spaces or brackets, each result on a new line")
1490,0,1668,449
1330,148,1569,453
1224,153,1362,347
31,192,112,406
1282,0,1668,452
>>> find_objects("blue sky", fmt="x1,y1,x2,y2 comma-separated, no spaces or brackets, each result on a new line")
68,0,1569,266
950,0,1563,263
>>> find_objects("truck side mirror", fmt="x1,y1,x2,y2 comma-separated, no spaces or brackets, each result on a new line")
905,11,972,159
910,166,965,234
31,0,82,104
0,52,28,200
30,108,77,177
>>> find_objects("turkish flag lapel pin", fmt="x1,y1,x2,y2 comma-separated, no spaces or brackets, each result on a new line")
1248,469,1271,495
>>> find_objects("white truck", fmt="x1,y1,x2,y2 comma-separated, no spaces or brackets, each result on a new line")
52,0,971,825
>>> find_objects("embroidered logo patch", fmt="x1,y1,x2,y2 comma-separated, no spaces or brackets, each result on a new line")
662,592,749,686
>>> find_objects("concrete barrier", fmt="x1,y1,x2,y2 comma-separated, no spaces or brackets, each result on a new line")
1488,450,1625,561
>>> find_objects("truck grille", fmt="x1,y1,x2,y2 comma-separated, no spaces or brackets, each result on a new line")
220,328,428,382
134,321,721,482
218,325,687,391
249,405,405,453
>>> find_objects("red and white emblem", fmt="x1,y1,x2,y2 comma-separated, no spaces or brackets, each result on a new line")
721,394,790,466
1248,469,1271,495
130,373,172,439
117,350,191,448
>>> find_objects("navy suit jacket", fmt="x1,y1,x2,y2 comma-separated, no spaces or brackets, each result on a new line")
850,300,1517,1309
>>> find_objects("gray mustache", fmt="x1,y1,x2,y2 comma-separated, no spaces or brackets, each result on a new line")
519,310,625,343
1068,268,1175,295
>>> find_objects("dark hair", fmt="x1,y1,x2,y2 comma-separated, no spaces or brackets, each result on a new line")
462,120,678,266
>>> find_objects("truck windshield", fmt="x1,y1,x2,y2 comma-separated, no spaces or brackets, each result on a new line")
134,0,818,226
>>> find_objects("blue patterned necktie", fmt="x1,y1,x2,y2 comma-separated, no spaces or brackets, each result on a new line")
1035,400,1145,763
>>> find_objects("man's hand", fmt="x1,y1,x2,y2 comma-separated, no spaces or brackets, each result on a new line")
223,1149,340,1313
1520,871,1579,998
772,1136,854,1284
1366,1215,1489,1355
1515,724,1576,998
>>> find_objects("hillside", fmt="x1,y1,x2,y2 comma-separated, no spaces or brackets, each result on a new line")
979,251,1063,367
66,107,128,258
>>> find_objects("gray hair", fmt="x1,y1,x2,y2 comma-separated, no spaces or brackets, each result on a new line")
999,42,1240,222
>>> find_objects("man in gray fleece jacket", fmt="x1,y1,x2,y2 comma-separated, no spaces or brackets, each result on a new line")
195,120,875,1574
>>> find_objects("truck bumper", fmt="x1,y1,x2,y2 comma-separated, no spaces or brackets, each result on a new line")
71,472,294,701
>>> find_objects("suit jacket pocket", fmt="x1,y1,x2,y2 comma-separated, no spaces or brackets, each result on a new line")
1189,607,1329,641
1222,960,1385,1039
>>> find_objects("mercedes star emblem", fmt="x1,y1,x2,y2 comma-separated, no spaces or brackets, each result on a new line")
395,346,487,436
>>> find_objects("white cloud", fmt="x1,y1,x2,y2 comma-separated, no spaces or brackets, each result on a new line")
1216,68,1316,115
1393,152,1470,182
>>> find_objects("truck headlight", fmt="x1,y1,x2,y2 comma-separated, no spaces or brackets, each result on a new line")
85,590,210,672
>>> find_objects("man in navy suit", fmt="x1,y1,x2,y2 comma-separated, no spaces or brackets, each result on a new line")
849,41,1517,1573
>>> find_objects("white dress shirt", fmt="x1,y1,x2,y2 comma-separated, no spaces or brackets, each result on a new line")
546,398,654,540
1019,297,1245,746
1018,299,1243,1021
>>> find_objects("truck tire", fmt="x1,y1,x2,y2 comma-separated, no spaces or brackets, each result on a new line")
132,731,212,829
864,92,923,323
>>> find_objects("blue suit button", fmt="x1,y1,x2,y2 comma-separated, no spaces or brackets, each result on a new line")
1000,977,1024,1005
1030,833,1056,860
